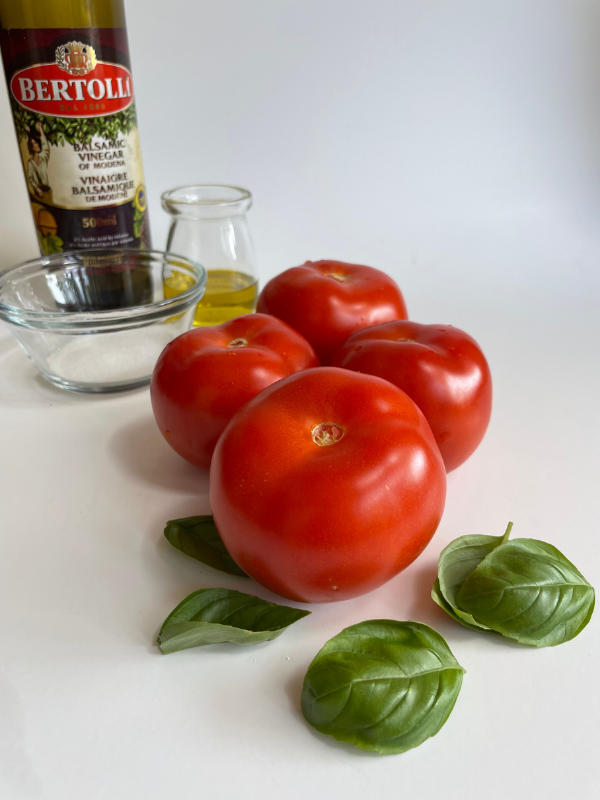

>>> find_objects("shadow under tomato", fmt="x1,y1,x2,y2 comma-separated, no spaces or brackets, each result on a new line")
109,415,209,494
405,562,449,623
395,561,474,647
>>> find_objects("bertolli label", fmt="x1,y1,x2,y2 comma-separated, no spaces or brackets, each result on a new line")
11,41,134,118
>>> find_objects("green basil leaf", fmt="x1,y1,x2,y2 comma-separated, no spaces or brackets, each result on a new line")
456,539,595,647
435,522,513,630
164,515,248,577
301,620,465,755
431,578,492,632
157,588,311,653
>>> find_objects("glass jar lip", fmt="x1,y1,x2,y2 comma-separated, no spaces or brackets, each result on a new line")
161,184,252,219
162,184,252,206
0,248,207,332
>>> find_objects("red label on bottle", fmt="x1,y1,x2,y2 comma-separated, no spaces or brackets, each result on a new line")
11,46,134,117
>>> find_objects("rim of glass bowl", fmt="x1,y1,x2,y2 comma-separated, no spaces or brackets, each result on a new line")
0,249,207,332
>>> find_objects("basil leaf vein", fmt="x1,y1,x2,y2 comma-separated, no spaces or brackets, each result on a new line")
157,588,310,653
164,515,248,577
456,539,595,646
301,620,464,755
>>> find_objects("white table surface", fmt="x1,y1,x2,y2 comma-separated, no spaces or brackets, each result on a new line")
1,2,599,798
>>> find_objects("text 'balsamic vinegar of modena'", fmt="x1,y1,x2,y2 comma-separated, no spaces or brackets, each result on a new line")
0,0,150,255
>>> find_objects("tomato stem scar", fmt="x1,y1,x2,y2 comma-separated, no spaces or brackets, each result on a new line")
312,422,345,446
228,337,248,348
326,273,351,283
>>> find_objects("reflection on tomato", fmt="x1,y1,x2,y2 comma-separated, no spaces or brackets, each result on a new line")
151,313,319,469
256,260,408,364
210,367,446,603
331,321,492,472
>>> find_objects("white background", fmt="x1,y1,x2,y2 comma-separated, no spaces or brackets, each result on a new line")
0,1,599,798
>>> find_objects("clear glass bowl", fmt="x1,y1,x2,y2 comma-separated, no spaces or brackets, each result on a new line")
0,249,207,393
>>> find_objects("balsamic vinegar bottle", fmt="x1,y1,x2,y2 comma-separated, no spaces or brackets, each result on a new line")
0,0,151,256
0,0,153,309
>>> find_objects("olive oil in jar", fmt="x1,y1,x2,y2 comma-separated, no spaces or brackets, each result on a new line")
193,269,257,325
162,185,259,325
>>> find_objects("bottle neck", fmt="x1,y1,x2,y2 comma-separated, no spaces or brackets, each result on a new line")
0,0,126,29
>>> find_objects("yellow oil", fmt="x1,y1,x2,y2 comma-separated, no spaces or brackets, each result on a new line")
163,268,258,326
193,270,258,326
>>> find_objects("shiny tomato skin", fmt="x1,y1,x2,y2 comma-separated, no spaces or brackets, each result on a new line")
256,260,408,364
150,313,319,470
331,321,492,472
210,367,446,603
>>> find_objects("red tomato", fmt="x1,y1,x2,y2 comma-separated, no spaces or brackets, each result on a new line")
210,367,446,603
331,321,492,472
256,260,408,364
150,313,319,469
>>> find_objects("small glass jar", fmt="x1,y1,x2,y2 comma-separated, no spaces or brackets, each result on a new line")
162,184,258,326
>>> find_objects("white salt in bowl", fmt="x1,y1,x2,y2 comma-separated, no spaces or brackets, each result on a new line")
0,249,207,393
